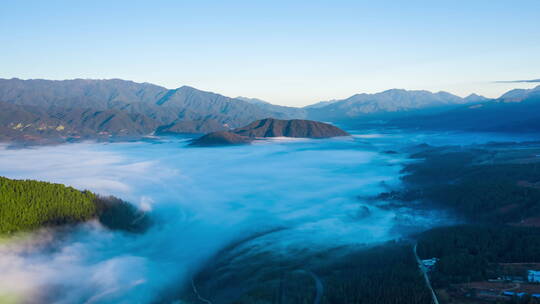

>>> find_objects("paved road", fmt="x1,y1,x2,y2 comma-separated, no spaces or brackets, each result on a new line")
304,270,324,304
414,244,440,304
191,278,213,304
293,269,324,304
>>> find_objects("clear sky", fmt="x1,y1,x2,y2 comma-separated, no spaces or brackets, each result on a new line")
1,0,539,106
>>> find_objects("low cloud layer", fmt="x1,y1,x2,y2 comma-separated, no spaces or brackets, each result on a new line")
494,78,540,83
0,136,448,303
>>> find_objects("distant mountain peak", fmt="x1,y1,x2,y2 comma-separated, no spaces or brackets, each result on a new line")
304,88,473,121
464,93,490,102
233,118,349,138
499,85,540,102
177,85,199,91
304,99,340,109
235,96,271,105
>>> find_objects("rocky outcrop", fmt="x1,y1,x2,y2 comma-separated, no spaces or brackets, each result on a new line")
233,118,349,138
189,131,251,146
190,118,349,146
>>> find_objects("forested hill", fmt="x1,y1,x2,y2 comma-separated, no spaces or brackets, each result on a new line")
0,176,149,234
190,118,350,146
0,78,306,143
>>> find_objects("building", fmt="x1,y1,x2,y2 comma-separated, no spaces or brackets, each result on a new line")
503,291,527,297
500,275,526,283
528,270,540,283
421,258,438,270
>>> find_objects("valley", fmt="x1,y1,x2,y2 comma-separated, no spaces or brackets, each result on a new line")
1,129,538,303
1,80,540,304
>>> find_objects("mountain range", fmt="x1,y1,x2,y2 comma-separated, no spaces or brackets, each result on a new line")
0,77,538,143
306,89,490,122
392,85,540,132
0,78,305,142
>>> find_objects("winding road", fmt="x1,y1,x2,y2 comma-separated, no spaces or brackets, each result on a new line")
191,278,213,304
414,244,440,304
302,270,324,304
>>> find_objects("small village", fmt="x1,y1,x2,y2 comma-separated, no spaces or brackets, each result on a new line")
422,259,540,303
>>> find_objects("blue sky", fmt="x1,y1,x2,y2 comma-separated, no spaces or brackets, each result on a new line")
1,0,539,106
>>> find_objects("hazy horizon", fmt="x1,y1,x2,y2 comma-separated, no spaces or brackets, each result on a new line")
1,0,539,106
2,76,539,107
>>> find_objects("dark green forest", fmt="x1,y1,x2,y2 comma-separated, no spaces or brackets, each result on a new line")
314,243,432,304
178,242,432,304
376,144,540,303
417,225,540,286
380,146,540,224
0,176,149,234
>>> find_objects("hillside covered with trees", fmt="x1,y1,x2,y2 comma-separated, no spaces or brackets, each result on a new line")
175,241,432,304
418,225,540,286
379,143,540,225
378,142,540,303
0,176,149,234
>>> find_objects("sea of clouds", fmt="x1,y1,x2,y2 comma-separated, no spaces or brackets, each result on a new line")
1,131,521,303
